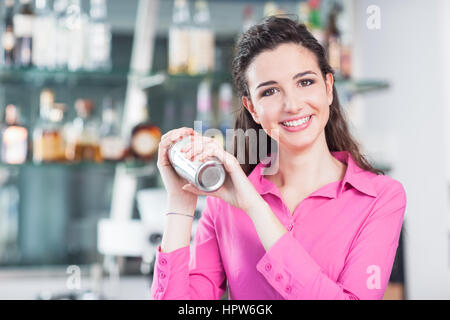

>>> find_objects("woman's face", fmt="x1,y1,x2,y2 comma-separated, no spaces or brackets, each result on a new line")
243,42,334,152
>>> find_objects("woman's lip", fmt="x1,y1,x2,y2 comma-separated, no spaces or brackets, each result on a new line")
279,114,313,123
280,115,313,132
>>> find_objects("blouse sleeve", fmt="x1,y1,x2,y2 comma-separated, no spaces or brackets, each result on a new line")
256,181,407,300
151,196,227,300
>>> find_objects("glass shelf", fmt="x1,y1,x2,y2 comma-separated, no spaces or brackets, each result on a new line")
0,160,157,177
155,71,390,96
335,76,390,95
0,67,389,95
0,67,168,90
0,67,130,87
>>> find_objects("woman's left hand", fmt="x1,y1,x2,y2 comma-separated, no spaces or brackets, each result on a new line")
179,134,261,212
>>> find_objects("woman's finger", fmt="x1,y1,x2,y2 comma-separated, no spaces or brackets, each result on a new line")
192,143,239,174
182,183,210,197
186,139,218,160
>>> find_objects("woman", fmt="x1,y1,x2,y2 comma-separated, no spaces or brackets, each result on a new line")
151,16,406,300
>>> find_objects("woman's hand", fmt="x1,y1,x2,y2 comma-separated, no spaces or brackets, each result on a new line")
157,127,202,204
179,134,261,212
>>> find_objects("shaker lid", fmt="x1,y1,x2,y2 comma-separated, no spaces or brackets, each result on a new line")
198,161,225,192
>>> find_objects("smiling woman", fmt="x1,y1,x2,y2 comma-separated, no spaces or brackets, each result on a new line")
152,16,407,300
231,16,383,178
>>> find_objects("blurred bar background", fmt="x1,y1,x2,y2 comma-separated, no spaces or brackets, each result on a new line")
0,0,448,300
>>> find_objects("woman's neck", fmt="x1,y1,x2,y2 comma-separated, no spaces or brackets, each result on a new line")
264,134,346,191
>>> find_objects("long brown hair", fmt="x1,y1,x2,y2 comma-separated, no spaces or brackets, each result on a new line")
231,16,384,176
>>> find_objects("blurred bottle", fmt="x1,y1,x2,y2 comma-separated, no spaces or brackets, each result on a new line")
1,0,16,68
1,104,28,164
168,0,191,75
339,0,352,79
99,98,126,162
218,82,233,136
196,79,223,146
129,106,161,161
87,0,111,71
325,2,342,74
33,89,66,162
162,97,176,134
66,99,102,162
308,0,324,47
297,1,311,29
263,1,278,17
0,181,20,263
188,0,214,75
242,5,255,33
14,0,34,68
53,0,69,69
66,0,89,71
196,80,214,132
32,0,56,69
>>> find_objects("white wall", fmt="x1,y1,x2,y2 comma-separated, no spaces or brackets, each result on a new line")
353,0,450,299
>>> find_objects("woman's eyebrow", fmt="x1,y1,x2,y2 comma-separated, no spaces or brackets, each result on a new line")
255,80,277,90
292,70,317,79
255,70,318,90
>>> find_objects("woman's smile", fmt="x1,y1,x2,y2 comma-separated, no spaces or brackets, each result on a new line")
279,114,313,132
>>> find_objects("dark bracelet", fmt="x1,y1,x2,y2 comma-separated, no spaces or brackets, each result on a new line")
166,212,194,218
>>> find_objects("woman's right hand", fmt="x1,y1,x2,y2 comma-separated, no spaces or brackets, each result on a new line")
157,127,201,203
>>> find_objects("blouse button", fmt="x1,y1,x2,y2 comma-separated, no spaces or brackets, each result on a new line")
285,285,292,294
160,271,166,279
275,274,283,282
158,285,165,293
265,263,272,272
160,258,167,266
287,224,294,231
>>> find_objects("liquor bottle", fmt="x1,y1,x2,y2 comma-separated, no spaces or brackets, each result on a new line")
129,106,161,161
33,89,66,162
339,0,352,79
325,2,342,74
99,98,126,162
14,0,34,68
218,83,234,136
196,80,223,146
297,1,311,29
1,104,28,164
308,0,324,47
54,0,69,69
188,0,214,75
66,0,89,71
263,1,278,17
1,0,16,67
196,80,214,133
242,5,255,33
65,99,102,162
87,0,111,71
162,97,176,134
33,0,56,69
168,0,191,75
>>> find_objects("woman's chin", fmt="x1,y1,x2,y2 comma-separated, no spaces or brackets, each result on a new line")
280,139,314,152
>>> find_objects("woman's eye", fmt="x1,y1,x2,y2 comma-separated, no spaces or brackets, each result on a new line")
261,88,278,97
298,79,314,87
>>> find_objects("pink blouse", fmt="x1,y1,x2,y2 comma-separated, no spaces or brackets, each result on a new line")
151,151,407,300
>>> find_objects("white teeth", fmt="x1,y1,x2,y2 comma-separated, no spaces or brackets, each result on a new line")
282,116,311,127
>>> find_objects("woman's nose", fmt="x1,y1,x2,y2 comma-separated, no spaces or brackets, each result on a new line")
283,95,302,113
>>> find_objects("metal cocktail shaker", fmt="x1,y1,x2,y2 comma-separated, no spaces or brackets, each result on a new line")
168,135,226,192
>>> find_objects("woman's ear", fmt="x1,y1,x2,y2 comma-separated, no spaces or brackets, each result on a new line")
325,73,334,106
242,96,260,124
